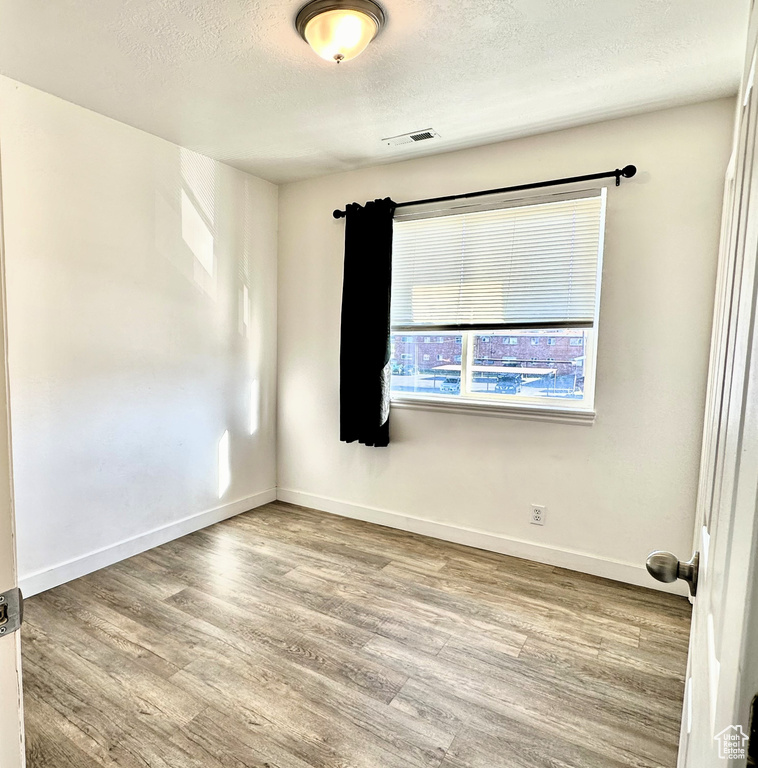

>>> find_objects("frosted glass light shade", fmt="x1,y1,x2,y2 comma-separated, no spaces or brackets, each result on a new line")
296,1,385,64
304,9,377,62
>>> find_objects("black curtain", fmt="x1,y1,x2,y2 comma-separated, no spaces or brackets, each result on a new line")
339,198,396,447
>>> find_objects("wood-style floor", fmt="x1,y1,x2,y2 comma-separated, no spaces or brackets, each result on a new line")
22,502,691,768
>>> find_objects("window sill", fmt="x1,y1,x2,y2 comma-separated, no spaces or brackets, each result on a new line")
390,394,596,425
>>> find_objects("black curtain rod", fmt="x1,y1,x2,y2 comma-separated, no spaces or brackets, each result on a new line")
332,164,637,219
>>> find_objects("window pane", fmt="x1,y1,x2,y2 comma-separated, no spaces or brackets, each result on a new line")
470,330,588,400
390,333,462,397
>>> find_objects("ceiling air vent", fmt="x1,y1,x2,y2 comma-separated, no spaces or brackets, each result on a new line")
383,128,440,147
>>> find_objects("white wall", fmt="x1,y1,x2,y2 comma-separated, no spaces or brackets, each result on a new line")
0,84,735,595
277,99,735,591
0,77,278,595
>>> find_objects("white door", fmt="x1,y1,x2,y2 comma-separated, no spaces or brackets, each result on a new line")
673,10,758,765
0,151,24,766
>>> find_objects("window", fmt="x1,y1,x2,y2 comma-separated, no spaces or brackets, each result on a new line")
389,189,605,416
389,334,459,395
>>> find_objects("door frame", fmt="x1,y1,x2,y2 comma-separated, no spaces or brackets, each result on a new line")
0,130,25,768
679,9,758,761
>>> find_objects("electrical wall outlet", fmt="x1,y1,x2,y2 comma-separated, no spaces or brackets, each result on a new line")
531,505,546,525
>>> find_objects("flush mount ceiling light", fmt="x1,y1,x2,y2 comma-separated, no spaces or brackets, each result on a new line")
296,0,386,64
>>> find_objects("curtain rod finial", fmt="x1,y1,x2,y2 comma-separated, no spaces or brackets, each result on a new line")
621,165,637,178
333,209,346,219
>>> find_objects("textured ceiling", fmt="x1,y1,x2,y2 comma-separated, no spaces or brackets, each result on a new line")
0,0,748,183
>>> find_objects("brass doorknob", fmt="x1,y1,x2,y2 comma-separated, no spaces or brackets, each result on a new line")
646,551,699,596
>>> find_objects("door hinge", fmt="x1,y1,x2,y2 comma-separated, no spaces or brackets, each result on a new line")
0,588,23,636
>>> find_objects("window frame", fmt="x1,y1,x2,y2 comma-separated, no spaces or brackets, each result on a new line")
388,187,605,423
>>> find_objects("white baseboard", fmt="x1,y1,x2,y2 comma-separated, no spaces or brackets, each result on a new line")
19,488,277,596
276,488,688,596
19,485,686,598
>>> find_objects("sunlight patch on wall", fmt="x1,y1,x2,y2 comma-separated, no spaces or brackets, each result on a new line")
179,147,217,298
180,149,215,228
238,283,250,337
249,379,260,435
181,190,214,276
217,429,230,498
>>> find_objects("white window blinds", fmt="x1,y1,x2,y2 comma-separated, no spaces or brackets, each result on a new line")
390,189,606,331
